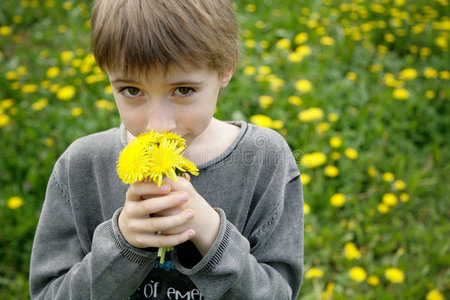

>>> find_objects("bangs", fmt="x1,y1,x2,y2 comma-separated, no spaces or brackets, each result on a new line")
91,0,238,77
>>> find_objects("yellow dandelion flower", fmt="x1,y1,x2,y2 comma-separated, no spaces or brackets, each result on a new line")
245,4,256,13
424,67,438,79
0,26,12,36
303,203,311,215
300,174,311,185
294,32,308,44
8,196,24,209
382,193,398,206
243,66,256,76
296,45,311,56
384,267,405,283
22,84,39,93
346,72,358,81
399,68,418,80
367,275,380,286
71,107,83,117
288,52,303,63
146,139,186,187
328,113,339,122
382,172,395,182
276,38,291,50
345,242,362,260
329,137,342,148
400,193,409,202
5,71,18,80
117,140,152,184
349,266,367,282
95,99,115,110
288,96,302,106
425,90,436,99
117,131,198,187
394,180,406,190
251,114,277,128
426,289,445,300
324,165,339,177
344,148,358,160
32,98,49,111
57,86,76,101
259,95,274,109
298,107,323,122
377,203,390,214
331,152,340,160
330,193,346,207
320,36,335,46
393,88,410,100
295,79,312,93
258,66,271,75
47,67,60,79
301,152,327,169
0,114,11,127
305,268,324,279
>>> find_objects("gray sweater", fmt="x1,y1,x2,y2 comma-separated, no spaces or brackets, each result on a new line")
30,121,304,300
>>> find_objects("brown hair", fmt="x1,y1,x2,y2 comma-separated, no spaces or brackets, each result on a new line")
91,0,239,77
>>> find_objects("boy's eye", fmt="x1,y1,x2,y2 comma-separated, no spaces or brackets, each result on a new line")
174,87,194,97
120,87,142,97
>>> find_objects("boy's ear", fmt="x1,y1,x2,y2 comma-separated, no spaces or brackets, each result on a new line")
220,67,235,88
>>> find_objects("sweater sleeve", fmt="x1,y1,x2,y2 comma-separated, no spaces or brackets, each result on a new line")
173,175,304,300
29,166,157,299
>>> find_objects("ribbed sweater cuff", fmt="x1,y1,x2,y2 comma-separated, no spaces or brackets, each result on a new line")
173,208,231,275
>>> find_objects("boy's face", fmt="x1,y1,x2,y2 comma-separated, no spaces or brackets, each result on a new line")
108,65,232,146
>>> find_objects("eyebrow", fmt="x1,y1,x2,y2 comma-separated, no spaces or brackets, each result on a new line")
110,79,205,86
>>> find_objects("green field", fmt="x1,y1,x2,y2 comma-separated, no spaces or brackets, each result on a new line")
1,0,449,299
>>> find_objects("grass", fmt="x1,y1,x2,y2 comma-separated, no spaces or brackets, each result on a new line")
0,0,449,299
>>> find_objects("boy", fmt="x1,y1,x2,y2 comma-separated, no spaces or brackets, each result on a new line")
30,0,304,299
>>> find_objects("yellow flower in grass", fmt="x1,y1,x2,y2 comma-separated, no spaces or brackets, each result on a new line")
384,267,405,283
295,79,312,93
367,275,380,286
301,152,327,169
324,165,339,177
345,242,362,260
303,203,310,215
330,193,346,207
426,289,445,300
382,193,398,206
382,172,395,182
8,196,24,209
349,266,367,282
32,98,49,111
298,107,323,122
57,86,76,101
377,203,390,214
305,268,324,279
300,174,311,185
393,88,409,100
344,148,358,160
0,114,11,127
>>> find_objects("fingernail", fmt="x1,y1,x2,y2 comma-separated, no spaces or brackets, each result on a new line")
161,184,169,192
185,210,194,219
179,193,187,202
188,230,195,238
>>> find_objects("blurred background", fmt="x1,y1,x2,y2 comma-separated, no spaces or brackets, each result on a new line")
0,0,449,299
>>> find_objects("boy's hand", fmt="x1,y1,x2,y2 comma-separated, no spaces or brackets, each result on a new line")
160,175,221,257
118,181,196,249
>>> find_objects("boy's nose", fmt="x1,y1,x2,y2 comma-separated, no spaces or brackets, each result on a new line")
145,104,176,133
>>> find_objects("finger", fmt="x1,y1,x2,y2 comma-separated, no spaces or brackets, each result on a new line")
145,209,195,233
183,173,191,181
133,229,195,248
142,191,188,215
126,181,171,202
